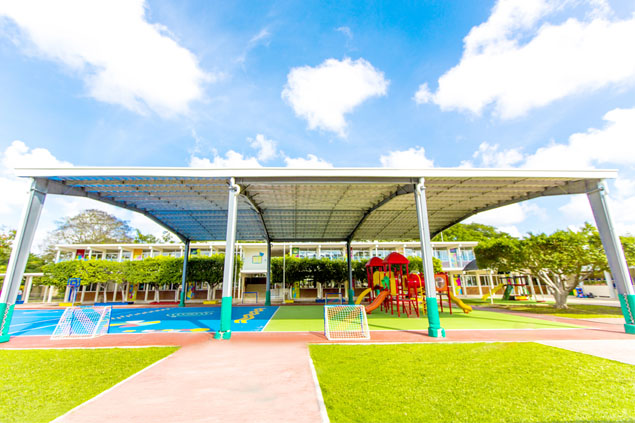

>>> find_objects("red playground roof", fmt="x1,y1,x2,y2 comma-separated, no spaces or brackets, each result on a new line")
383,252,409,265
365,257,385,267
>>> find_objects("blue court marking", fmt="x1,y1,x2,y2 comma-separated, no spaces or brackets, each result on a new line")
9,306,279,336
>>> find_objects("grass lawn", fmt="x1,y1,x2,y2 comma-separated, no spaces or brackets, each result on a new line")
0,347,178,423
464,299,624,319
310,342,635,423
264,305,579,331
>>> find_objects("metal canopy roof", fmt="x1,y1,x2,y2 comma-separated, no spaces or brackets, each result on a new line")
16,167,616,242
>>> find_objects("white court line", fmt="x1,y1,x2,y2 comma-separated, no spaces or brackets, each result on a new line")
9,318,60,328
308,353,330,423
261,307,280,332
50,350,176,422
9,323,58,335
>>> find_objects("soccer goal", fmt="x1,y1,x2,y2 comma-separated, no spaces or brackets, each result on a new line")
323,305,370,341
51,306,112,340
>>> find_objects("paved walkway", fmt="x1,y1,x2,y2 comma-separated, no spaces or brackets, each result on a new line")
54,338,324,423
539,339,635,365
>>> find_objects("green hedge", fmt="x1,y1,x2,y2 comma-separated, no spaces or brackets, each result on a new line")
270,256,442,285
41,255,239,288
41,254,442,288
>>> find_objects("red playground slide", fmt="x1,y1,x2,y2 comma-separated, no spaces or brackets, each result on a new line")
365,290,389,314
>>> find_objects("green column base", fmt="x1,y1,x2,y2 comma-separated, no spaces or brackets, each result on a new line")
425,297,446,338
265,291,271,306
625,324,635,335
216,296,233,340
348,289,355,305
0,303,15,344
214,330,232,339
618,294,635,325
428,327,446,338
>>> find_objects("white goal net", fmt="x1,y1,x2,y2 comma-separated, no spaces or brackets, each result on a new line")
324,305,370,341
51,306,112,340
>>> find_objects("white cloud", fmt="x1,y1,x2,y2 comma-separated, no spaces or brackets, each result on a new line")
413,83,433,104
0,141,72,216
0,141,168,252
284,154,333,168
282,58,389,137
416,0,635,118
379,146,434,168
189,151,262,168
466,142,524,168
336,26,353,39
523,107,635,169
248,134,277,162
466,202,546,232
0,0,211,116
250,28,271,45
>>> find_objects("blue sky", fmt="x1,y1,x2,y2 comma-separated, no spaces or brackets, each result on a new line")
1,0,635,247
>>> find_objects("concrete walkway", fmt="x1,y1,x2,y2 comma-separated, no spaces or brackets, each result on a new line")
539,339,635,365
55,339,324,423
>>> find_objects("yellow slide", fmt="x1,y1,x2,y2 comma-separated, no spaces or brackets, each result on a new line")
355,288,372,305
482,283,504,301
448,291,472,313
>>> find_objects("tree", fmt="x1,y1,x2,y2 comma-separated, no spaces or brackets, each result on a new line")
475,237,523,273
476,223,608,309
133,229,159,244
433,223,514,242
1,228,45,273
0,229,15,272
42,209,135,260
48,209,134,244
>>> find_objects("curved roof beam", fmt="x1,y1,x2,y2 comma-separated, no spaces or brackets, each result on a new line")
347,184,414,241
41,177,191,242
239,184,270,241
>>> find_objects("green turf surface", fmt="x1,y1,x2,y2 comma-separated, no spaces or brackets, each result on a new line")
264,305,579,331
310,342,635,422
0,347,178,423
465,299,625,318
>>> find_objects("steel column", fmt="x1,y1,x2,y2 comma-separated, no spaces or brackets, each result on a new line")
215,179,240,340
346,239,354,304
414,178,445,338
179,239,191,307
587,180,635,334
265,240,272,306
1,179,47,343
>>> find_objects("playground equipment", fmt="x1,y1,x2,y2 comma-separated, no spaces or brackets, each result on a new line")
502,276,530,301
359,254,473,317
433,273,472,314
482,283,504,301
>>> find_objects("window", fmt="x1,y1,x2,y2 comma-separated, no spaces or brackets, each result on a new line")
461,248,475,262
463,275,478,287
433,249,450,267
320,249,342,259
376,248,392,258
405,248,420,257
353,250,370,260
105,253,119,261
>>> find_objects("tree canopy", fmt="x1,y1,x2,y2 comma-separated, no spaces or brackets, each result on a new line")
476,223,610,308
433,223,514,242
47,209,134,245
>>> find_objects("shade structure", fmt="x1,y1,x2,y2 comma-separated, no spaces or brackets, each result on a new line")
4,166,634,343
15,167,616,242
